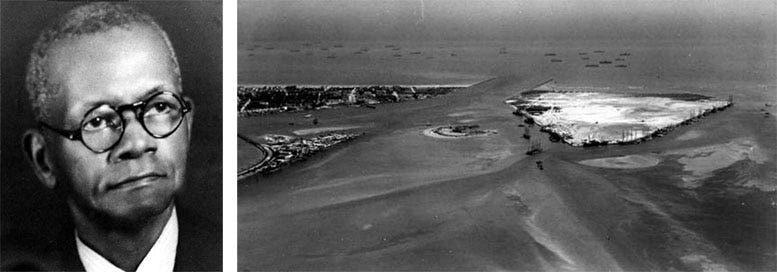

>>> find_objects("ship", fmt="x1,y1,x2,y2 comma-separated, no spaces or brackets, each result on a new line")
599,60,612,64
550,59,563,63
544,53,557,56
585,64,599,67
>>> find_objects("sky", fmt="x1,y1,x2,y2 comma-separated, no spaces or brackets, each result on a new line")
238,0,776,43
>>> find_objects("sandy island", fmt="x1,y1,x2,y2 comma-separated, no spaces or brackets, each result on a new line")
506,82,732,146
422,125,497,139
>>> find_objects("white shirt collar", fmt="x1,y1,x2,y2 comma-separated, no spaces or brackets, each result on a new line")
75,207,179,272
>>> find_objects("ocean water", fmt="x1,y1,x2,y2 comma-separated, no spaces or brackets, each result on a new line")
239,39,775,90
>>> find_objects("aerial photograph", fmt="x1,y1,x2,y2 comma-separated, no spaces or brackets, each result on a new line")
237,0,776,271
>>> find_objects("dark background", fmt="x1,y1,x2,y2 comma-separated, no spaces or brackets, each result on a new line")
1,0,223,255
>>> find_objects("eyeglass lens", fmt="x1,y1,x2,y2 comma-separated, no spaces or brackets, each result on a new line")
80,92,186,151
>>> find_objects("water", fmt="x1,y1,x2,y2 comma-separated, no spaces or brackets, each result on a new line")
238,39,776,271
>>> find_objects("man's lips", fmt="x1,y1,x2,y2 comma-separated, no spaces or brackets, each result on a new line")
108,173,167,190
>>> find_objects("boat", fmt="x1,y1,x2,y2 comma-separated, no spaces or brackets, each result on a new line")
544,53,557,56
585,64,599,67
599,60,612,64
326,54,336,59
550,59,563,62
593,50,605,53
615,64,628,68
526,137,542,155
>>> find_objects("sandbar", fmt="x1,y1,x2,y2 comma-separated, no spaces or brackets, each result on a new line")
578,154,661,169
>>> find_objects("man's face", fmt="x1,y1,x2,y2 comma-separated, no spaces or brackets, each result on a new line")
44,24,190,223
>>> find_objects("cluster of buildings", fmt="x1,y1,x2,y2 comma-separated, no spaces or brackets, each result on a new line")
257,132,359,174
237,85,460,116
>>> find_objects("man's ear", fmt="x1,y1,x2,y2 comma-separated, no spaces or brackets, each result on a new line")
184,96,194,138
23,129,57,189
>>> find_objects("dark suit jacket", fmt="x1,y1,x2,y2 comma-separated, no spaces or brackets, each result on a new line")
1,204,222,271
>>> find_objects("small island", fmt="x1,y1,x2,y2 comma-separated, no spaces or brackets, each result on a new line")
424,124,497,139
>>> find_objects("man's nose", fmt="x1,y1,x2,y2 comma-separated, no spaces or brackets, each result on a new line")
109,111,157,162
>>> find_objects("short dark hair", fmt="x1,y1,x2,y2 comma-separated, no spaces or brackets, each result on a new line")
26,2,181,122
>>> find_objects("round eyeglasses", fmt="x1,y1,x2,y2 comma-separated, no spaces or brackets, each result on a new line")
39,91,191,153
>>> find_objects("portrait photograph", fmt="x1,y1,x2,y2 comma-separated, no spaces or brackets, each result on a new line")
1,1,223,271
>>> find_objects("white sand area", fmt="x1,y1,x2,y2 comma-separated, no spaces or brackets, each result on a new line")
517,91,730,146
